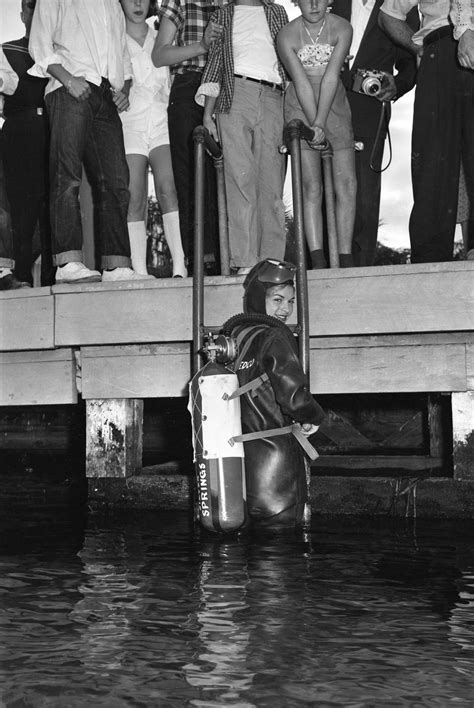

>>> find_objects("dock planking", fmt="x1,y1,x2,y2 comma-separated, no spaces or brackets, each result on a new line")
1,262,473,482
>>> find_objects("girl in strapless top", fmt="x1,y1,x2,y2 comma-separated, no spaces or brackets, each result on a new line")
277,0,357,269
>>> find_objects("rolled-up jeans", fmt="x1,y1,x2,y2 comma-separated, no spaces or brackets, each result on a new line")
46,79,131,269
217,77,286,270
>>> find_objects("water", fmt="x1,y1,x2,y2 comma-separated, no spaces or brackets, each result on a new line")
1,508,474,707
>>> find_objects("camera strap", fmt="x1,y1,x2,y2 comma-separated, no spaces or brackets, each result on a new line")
370,100,392,173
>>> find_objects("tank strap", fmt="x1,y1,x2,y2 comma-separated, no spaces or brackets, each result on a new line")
232,325,268,372
223,373,269,401
223,324,270,401
229,423,319,461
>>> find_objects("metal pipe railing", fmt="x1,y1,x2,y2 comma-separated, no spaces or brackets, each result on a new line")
283,119,311,377
192,126,230,277
192,127,207,375
192,126,231,374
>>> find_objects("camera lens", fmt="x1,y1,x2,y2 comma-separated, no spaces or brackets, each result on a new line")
362,77,381,96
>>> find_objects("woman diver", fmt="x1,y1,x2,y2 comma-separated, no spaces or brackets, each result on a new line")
222,258,326,528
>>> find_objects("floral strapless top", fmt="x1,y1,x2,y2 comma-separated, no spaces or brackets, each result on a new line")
297,43,334,67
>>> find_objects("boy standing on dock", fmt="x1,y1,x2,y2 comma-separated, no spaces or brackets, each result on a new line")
152,0,224,275
28,0,150,284
0,47,31,290
2,0,54,288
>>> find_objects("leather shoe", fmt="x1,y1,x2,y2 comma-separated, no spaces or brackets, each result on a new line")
0,273,32,291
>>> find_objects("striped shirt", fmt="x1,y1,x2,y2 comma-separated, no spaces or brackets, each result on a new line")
196,0,288,113
159,0,220,74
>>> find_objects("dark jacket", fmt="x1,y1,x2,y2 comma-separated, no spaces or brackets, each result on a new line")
2,37,48,117
331,0,419,136
230,318,325,525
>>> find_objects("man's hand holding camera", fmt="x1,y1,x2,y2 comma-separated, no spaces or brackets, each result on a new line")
352,68,397,101
376,72,397,102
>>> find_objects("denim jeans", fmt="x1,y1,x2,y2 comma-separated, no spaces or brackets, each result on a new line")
217,78,286,269
46,80,131,269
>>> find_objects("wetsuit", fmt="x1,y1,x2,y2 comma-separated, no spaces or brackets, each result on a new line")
228,317,325,527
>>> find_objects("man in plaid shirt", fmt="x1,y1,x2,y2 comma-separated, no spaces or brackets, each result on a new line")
195,0,288,274
152,0,224,273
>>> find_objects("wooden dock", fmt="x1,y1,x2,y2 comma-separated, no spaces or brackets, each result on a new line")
1,261,473,516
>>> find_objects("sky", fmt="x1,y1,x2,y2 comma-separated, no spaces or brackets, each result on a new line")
0,0,434,251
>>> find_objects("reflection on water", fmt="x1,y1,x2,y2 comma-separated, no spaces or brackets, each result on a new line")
1,509,474,706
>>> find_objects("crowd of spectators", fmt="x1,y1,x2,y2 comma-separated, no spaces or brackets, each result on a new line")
0,0,472,290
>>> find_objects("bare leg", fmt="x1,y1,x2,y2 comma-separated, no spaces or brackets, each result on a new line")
301,150,325,265
149,146,186,277
332,147,357,257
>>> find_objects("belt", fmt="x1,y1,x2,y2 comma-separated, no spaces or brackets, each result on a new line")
4,107,44,118
423,25,452,47
234,74,282,91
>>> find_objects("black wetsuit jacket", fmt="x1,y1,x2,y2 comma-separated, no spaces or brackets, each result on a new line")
229,317,325,526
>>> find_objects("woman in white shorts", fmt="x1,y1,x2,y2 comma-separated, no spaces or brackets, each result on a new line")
120,0,187,277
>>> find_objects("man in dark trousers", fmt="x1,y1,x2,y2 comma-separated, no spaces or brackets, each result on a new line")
0,30,31,290
152,0,223,274
380,0,474,263
331,0,418,266
2,0,54,287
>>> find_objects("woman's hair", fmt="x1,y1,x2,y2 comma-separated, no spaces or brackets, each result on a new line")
243,260,296,314
147,0,158,18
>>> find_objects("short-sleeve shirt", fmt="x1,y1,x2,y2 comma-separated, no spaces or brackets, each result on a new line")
159,0,219,74
380,0,450,43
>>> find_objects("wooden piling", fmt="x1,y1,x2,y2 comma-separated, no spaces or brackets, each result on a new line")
85,399,143,478
452,392,474,480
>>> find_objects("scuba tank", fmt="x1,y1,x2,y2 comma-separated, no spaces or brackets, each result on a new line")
188,333,247,534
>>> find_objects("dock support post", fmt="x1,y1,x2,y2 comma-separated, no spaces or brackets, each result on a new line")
452,392,474,480
428,394,445,460
86,399,143,478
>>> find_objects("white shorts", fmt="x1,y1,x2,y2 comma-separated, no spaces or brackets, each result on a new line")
122,107,170,157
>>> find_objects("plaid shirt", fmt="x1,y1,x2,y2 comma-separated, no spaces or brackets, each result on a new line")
159,0,219,74
196,0,289,113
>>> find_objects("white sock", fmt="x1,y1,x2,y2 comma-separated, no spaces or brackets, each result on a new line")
127,220,148,274
162,211,187,277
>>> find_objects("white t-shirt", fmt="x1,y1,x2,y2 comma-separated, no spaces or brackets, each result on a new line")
232,5,281,84
349,0,376,67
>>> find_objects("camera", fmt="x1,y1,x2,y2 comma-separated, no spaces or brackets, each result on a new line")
352,69,385,97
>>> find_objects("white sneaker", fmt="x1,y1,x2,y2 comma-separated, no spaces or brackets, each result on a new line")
237,267,251,275
102,267,155,282
467,249,474,261
55,262,101,284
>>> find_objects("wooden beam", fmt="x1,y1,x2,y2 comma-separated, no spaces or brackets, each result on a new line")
310,342,467,393
80,344,191,398
306,262,474,336
0,349,77,405
52,262,474,347
85,399,143,478
0,287,54,351
311,454,444,473
53,277,243,346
